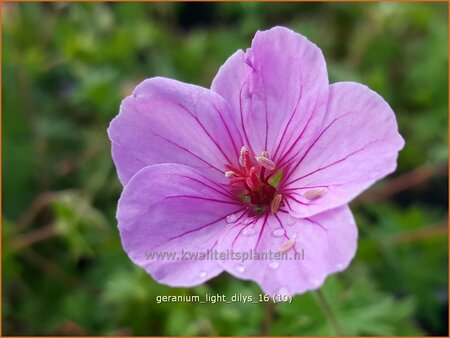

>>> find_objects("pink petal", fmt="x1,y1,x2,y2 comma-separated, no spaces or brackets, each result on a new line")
108,77,243,185
282,82,405,217
117,164,244,287
217,206,357,296
211,26,329,162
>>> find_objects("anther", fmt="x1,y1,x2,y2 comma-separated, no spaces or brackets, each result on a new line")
226,145,280,213
270,194,282,214
304,188,326,200
255,154,276,170
239,146,250,168
225,171,236,178
277,238,296,253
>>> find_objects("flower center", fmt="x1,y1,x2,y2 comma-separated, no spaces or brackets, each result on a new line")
225,146,282,215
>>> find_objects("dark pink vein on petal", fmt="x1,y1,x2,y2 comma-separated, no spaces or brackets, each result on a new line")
283,193,309,206
177,103,233,164
305,217,328,233
275,101,316,167
152,131,224,174
280,89,369,173
164,195,242,206
231,216,258,247
254,213,270,251
260,72,269,151
209,210,248,252
284,138,383,187
211,102,242,160
282,184,330,193
131,100,226,174
271,66,304,160
111,140,148,166
179,174,237,201
279,111,354,186
239,77,255,155
272,60,324,163
283,198,295,214
162,208,246,247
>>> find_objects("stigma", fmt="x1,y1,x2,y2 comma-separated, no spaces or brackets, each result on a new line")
225,146,282,215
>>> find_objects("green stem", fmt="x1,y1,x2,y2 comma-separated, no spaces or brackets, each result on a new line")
314,289,344,336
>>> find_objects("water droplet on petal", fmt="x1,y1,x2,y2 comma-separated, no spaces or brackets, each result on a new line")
272,228,286,238
236,264,246,273
243,217,253,225
226,214,237,224
199,270,208,278
287,215,296,226
242,227,256,237
269,261,280,269
335,262,344,269
274,286,291,302
277,287,290,296
311,278,322,287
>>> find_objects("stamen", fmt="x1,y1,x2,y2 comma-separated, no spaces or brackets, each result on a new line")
270,194,282,214
304,188,326,200
226,146,280,215
239,146,250,170
239,146,246,167
225,171,236,178
277,233,297,253
277,238,296,253
246,177,258,190
225,164,246,177
255,151,276,171
229,177,247,185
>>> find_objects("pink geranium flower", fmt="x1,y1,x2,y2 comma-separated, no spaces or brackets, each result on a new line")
108,27,404,296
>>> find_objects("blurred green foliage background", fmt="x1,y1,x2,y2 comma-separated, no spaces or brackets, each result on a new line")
2,2,448,336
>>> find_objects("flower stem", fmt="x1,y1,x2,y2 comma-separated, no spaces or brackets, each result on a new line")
262,302,275,335
314,289,344,336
